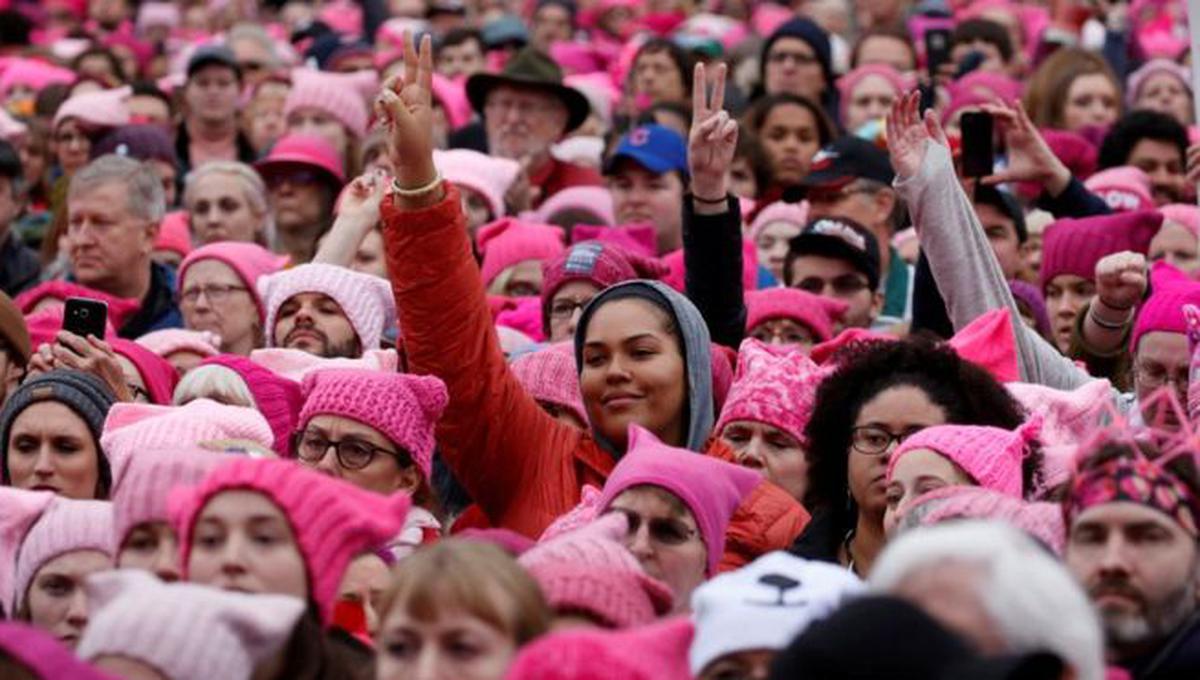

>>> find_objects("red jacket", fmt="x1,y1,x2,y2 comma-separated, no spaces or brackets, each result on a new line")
381,186,808,569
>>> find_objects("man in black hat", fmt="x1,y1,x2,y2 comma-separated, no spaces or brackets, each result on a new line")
176,45,256,176
465,47,600,210
784,216,884,329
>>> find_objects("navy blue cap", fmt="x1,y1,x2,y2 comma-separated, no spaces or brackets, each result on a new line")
604,124,689,178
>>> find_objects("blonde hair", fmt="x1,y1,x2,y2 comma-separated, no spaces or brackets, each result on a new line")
173,365,257,407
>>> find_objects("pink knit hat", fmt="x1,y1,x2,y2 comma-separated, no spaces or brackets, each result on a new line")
254,133,346,185
53,87,131,130
541,241,667,332
258,263,397,351
744,288,848,344
1007,379,1114,496
1125,59,1191,109
0,622,115,680
284,69,369,138
431,74,473,130
495,296,545,342
1131,261,1200,352
887,419,1042,499
748,200,809,243
570,224,659,259
248,347,400,381
477,218,567,289
110,338,179,405
135,329,220,360
434,149,521,221
716,339,828,445
836,64,911,122
199,355,303,456
897,485,1066,554
11,497,113,613
170,457,411,624
1041,129,1099,181
0,488,54,615
505,616,694,680
511,342,587,428
16,281,141,330
1186,304,1200,426
110,446,225,548
598,426,762,575
178,242,290,322
518,512,673,628
529,186,617,227
79,570,305,680
1083,167,1154,213
154,210,192,258
948,71,1023,105
1040,210,1162,292
299,369,448,479
1160,204,1200,239
0,58,76,96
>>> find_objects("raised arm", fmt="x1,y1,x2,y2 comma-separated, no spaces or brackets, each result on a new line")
313,171,386,268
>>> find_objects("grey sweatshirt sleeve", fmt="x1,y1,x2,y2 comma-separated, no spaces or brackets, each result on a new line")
893,143,1091,390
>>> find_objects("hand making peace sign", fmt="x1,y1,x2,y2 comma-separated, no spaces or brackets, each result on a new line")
375,32,438,192
688,62,738,203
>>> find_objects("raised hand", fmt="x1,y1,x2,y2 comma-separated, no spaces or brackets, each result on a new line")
688,62,737,202
885,91,948,180
47,332,135,402
335,170,388,225
977,99,1071,196
375,32,437,191
1094,251,1147,312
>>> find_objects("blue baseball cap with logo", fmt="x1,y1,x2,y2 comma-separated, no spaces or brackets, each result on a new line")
604,124,689,179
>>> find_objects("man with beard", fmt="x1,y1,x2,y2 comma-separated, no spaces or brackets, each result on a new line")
1064,437,1200,678
258,263,396,359
1097,111,1190,207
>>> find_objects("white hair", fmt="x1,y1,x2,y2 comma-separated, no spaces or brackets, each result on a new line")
869,521,1105,680
173,364,256,408
70,154,166,223
182,161,275,246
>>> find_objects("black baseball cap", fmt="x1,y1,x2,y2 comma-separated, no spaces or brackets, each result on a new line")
186,45,241,80
788,216,882,291
800,136,895,191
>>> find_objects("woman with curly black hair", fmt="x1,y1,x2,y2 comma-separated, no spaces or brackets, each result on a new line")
791,336,1028,577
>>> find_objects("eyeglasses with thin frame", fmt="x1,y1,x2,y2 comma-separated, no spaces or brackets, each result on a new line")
292,429,410,471
607,507,698,546
177,283,248,306
1135,361,1190,391
849,425,926,456
549,297,592,320
795,274,870,297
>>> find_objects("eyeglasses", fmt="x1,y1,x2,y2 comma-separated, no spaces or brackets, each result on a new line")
1135,361,1190,391
292,429,409,471
549,297,592,320
795,274,870,297
178,283,248,305
607,507,698,546
850,425,926,456
767,50,819,66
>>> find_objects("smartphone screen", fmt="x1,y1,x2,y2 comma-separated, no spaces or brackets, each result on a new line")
960,111,995,178
62,297,108,339
925,28,952,77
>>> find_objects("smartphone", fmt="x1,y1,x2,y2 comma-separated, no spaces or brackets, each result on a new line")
62,297,108,339
924,28,952,78
960,111,995,178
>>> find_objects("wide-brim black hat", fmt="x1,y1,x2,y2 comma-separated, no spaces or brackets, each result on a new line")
466,48,591,134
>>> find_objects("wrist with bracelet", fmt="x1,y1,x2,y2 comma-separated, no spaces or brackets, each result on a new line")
1090,298,1134,330
392,171,443,197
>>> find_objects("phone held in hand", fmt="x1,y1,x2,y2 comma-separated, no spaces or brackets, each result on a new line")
960,111,995,179
62,297,108,340
924,28,952,78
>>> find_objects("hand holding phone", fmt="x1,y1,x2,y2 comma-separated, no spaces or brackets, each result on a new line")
62,297,108,340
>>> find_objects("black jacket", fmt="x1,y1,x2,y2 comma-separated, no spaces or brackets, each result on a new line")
1128,612,1200,679
0,231,40,297
682,194,746,349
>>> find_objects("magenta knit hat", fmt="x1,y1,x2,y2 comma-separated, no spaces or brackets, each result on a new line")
477,218,567,289
744,287,848,344
898,485,1066,554
298,369,448,480
284,69,369,138
0,58,76,96
518,512,674,628
79,570,305,680
1161,204,1200,238
1039,210,1162,292
178,242,290,322
598,426,762,575
1186,305,1200,426
541,241,666,316
110,446,225,548
259,263,397,351
254,133,346,185
53,87,130,130
135,328,221,360
1126,59,1191,108
434,149,521,221
0,623,116,680
1083,166,1154,212
511,342,587,427
0,488,54,615
200,354,303,456
169,458,411,625
716,339,828,445
1131,261,1200,352
16,280,142,330
505,616,694,680
887,419,1042,499
110,338,179,405
11,497,113,614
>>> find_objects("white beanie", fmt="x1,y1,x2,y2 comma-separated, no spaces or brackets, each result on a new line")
259,263,397,351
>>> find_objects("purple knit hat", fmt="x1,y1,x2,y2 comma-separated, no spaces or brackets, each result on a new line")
200,355,304,457
887,419,1042,499
258,263,397,351
1039,210,1162,292
0,623,115,680
1008,280,1051,339
1131,261,1200,352
716,339,828,445
178,243,290,323
298,369,448,480
511,342,587,427
598,426,762,575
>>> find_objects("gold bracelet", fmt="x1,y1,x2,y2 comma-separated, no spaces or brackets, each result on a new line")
391,171,443,197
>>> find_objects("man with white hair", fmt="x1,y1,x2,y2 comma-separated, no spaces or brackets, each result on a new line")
871,521,1106,680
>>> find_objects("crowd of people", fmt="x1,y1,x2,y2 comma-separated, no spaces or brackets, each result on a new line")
0,0,1199,678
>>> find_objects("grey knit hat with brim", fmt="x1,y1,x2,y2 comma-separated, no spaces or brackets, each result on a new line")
0,370,117,482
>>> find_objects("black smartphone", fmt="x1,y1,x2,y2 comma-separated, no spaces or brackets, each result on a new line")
960,111,995,178
925,28,952,78
62,297,108,339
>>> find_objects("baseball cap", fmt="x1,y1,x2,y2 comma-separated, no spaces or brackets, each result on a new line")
187,45,241,80
974,184,1027,242
603,124,689,178
800,136,894,191
788,216,882,291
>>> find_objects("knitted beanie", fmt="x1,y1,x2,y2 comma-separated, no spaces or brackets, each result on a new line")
15,280,142,330
688,551,865,675
0,622,115,680
259,263,397,351
529,186,616,227
836,64,911,122
53,87,130,130
716,339,828,445
0,58,76,96
598,426,762,575
1039,210,1161,292
518,512,673,629
79,570,305,680
511,342,587,427
1008,280,1051,340
1187,304,1200,426
541,241,667,331
505,616,694,680
284,69,369,138
199,355,303,457
178,242,290,323
135,329,221,361
0,370,116,474
434,149,521,221
248,347,400,382
897,486,1066,555
744,288,847,344
169,458,411,624
1161,204,1200,238
111,446,225,548
12,497,113,613
570,224,659,258
0,488,55,615
1041,129,1099,185
1131,261,1200,352
1083,166,1154,213
0,290,30,365
887,419,1042,499
1007,379,1115,495
110,338,180,405
1126,58,1191,108
477,218,567,290
93,125,178,166
760,17,832,91
298,369,448,480
748,200,809,244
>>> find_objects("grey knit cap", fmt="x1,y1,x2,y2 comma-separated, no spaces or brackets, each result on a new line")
0,370,117,456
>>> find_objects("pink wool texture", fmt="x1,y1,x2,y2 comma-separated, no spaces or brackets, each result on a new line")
200,354,303,457
1040,210,1161,291
154,210,192,257
1185,304,1200,427
110,338,179,405
259,263,397,351
110,445,225,547
476,218,566,289
505,616,694,680
1084,166,1154,212
888,418,1042,499
101,399,275,475
249,347,400,382
899,485,1066,554
1131,261,1200,352
285,69,369,138
434,149,520,221
136,328,221,359
178,242,290,322
170,458,411,625
744,287,847,344
0,488,54,616
716,339,828,445
511,342,587,428
10,496,113,614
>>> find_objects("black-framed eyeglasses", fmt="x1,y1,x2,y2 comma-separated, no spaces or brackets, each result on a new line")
606,507,698,546
292,429,410,471
795,274,870,297
849,425,926,456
